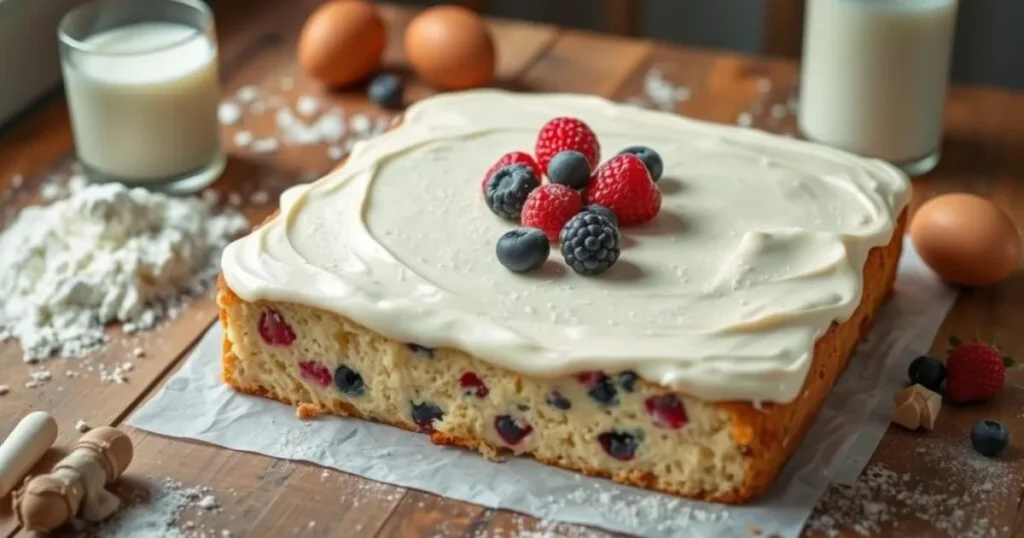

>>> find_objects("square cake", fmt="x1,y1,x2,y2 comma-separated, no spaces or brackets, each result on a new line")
216,90,910,503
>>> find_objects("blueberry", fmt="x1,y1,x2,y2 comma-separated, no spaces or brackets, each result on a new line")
333,365,365,396
617,371,638,392
484,164,540,219
577,372,618,406
494,415,533,445
368,74,404,109
617,146,663,182
970,420,1010,457
496,228,549,272
546,391,572,410
411,401,444,433
908,355,945,392
406,343,434,358
559,212,620,276
582,204,618,229
546,150,591,190
598,431,639,461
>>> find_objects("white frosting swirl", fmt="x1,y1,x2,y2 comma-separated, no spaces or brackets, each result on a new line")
221,90,910,404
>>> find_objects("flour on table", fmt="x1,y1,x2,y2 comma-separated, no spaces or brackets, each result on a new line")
0,180,248,361
70,478,227,538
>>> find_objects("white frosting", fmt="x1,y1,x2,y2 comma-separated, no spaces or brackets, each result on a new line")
221,90,910,404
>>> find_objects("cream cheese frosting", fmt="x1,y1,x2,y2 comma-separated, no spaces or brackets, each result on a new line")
221,90,911,404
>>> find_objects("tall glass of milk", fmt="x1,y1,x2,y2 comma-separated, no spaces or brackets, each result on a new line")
798,0,958,176
59,0,224,193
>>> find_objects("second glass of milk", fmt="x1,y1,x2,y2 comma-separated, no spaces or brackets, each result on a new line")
799,0,959,176
58,0,224,193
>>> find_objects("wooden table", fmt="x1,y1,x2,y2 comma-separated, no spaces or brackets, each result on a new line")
1,2,1022,537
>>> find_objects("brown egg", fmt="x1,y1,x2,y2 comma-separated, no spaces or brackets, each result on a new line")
910,193,1021,286
405,5,495,91
298,1,387,88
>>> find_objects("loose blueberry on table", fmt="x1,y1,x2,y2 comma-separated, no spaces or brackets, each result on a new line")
907,355,945,392
970,419,1010,457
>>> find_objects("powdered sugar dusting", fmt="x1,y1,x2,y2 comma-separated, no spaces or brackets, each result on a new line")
66,478,227,538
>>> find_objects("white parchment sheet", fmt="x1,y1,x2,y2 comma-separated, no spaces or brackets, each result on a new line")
130,238,958,537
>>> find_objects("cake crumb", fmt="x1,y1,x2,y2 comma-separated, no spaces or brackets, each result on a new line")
75,419,91,432
297,403,322,419
25,369,51,388
0,384,9,395
197,495,219,510
132,347,146,359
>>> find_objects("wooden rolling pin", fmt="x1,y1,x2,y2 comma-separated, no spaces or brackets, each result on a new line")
0,411,58,498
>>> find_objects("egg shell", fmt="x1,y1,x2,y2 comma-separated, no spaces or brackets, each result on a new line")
910,193,1021,287
298,1,387,88
405,5,495,91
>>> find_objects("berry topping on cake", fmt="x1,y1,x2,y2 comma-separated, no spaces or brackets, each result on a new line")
559,212,620,276
545,391,572,410
259,309,296,347
496,228,550,273
576,371,618,406
494,415,533,445
334,365,365,396
908,355,946,393
585,153,661,226
535,117,600,171
484,164,540,219
598,431,639,461
644,394,688,429
546,150,591,190
970,419,1010,457
459,372,489,398
617,371,638,392
617,145,664,182
521,183,583,241
581,204,618,229
368,74,404,110
298,361,332,388
482,152,542,193
406,343,434,358
945,337,1013,403
411,401,444,433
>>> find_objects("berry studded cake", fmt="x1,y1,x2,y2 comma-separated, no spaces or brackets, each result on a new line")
217,90,910,503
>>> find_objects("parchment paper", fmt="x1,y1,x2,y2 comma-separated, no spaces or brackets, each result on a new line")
130,238,958,537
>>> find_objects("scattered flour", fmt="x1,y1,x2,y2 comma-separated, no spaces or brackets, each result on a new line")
25,368,52,388
72,478,227,538
75,419,91,432
642,67,692,112
0,180,248,361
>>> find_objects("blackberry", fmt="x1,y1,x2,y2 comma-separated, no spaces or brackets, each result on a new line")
908,355,945,393
333,365,365,396
559,213,620,276
546,150,591,190
582,204,618,228
484,164,539,219
496,228,550,272
617,145,663,181
368,74,404,109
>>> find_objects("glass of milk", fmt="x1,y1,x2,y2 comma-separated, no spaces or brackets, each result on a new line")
59,0,224,193
798,0,959,176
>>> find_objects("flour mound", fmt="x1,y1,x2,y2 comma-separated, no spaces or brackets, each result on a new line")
0,180,248,361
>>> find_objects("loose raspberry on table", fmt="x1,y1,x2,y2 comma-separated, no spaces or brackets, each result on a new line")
482,152,542,193
484,164,540,220
521,183,583,241
259,308,296,347
585,153,661,226
535,117,600,172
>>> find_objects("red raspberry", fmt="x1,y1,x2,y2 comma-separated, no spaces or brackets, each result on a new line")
482,152,542,193
258,309,296,347
521,184,583,241
585,154,661,226
534,117,600,172
459,372,489,398
298,361,332,388
644,394,688,429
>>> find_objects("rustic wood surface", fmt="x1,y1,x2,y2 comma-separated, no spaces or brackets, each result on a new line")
1,1,1023,537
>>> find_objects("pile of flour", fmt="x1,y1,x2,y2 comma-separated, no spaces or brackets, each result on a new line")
0,179,248,361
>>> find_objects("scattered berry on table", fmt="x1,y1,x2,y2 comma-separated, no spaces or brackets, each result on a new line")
598,431,639,461
546,150,591,190
581,204,618,229
545,391,572,410
970,419,1010,457
411,401,445,433
617,371,638,392
258,309,296,347
459,372,489,398
482,152,542,193
334,365,365,396
406,343,434,358
644,394,688,429
494,415,533,445
577,371,618,406
521,183,583,241
535,117,600,171
560,212,620,276
298,361,332,388
945,338,1013,403
367,74,404,109
617,145,664,182
907,355,946,393
484,164,540,219
496,228,550,273
585,153,661,226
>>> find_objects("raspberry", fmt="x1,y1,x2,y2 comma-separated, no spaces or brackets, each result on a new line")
521,183,582,241
644,394,688,429
459,372,489,398
585,154,661,226
484,164,540,219
534,117,600,172
482,152,542,193
258,309,296,347
298,361,332,388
